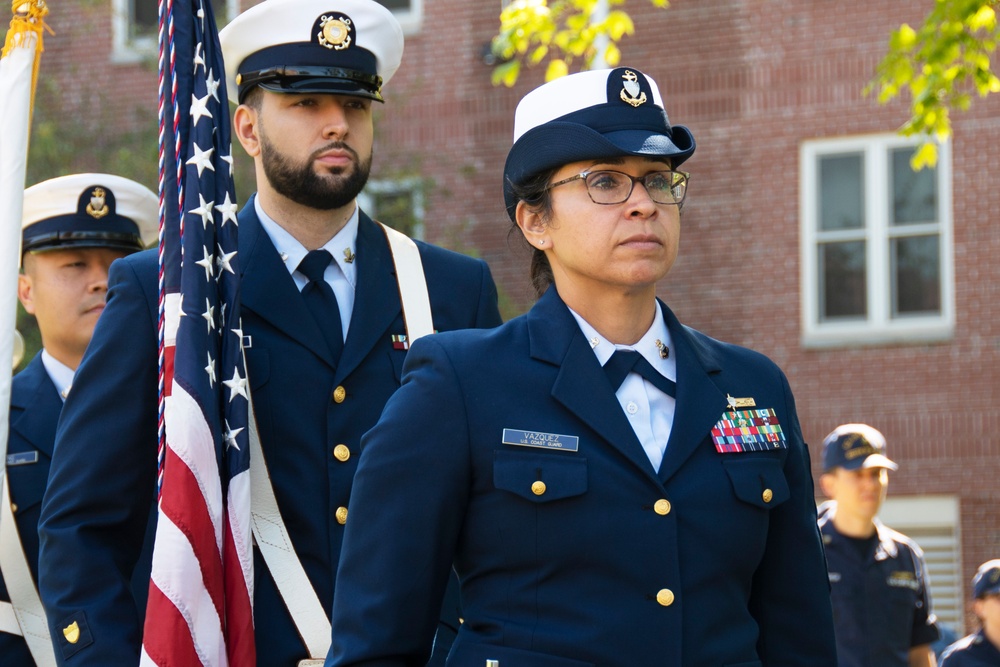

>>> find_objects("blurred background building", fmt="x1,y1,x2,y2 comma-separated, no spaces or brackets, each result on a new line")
5,0,998,638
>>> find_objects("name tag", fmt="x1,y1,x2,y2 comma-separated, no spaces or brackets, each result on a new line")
6,451,39,466
502,428,579,452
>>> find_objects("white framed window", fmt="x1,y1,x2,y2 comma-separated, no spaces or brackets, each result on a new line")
111,0,240,63
360,178,425,240
375,0,422,34
879,495,964,635
800,135,954,347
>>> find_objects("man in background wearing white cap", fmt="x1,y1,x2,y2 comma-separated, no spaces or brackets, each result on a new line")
940,560,1000,666
1,174,157,666
37,0,501,665
819,423,940,667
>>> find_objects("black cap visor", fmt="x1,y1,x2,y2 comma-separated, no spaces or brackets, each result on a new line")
23,231,144,255
239,66,383,103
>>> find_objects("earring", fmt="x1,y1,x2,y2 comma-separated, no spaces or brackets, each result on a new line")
538,239,546,246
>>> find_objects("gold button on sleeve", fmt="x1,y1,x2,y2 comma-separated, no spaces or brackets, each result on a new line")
762,488,773,503
656,589,675,606
335,506,348,524
653,499,671,515
333,444,350,461
332,386,346,403
531,481,546,496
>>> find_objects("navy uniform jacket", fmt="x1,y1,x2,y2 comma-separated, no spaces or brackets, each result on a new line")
37,204,501,666
941,630,1000,666
1,354,59,666
329,287,837,667
819,508,939,667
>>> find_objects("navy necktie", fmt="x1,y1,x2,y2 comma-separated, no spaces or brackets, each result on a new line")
297,249,344,363
603,350,676,398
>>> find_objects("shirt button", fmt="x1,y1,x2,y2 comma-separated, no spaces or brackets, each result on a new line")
626,401,638,415
762,488,773,503
332,386,346,403
654,499,671,515
333,444,350,462
531,481,546,496
335,506,348,524
656,589,675,606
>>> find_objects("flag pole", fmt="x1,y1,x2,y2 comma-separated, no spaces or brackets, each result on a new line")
0,0,47,469
0,3,58,664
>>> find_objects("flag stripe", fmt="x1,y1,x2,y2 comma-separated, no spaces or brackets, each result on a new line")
145,512,225,666
140,586,208,667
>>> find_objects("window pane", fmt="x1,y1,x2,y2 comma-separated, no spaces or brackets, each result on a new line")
820,241,867,319
892,148,937,225
376,0,412,10
132,0,158,36
892,235,940,315
818,154,864,231
374,190,418,237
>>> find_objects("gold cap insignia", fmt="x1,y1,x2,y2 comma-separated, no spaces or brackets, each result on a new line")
619,70,647,108
318,14,352,51
86,187,109,219
63,620,80,644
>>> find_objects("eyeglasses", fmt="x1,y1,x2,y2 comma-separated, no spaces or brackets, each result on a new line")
545,169,689,206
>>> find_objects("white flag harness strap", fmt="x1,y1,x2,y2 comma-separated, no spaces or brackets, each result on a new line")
248,223,433,662
0,473,57,665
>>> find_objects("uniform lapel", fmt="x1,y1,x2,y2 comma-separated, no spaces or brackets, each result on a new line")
237,201,336,368
9,355,62,457
335,213,400,383
656,301,728,483
529,288,661,483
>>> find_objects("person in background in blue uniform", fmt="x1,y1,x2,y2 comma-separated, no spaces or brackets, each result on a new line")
940,560,1000,666
327,66,837,667
1,174,157,666
818,423,940,667
36,0,501,665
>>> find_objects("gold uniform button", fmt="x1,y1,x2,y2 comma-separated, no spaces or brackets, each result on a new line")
335,506,348,524
333,444,350,462
531,481,546,496
9,503,17,514
656,588,675,606
653,499,671,515
762,488,773,503
332,386,346,403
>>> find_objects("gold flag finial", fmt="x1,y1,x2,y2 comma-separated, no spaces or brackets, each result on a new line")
3,0,53,124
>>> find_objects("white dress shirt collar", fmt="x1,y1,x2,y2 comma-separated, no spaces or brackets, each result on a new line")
41,350,76,401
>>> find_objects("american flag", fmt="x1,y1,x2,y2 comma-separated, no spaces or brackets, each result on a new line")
141,0,254,664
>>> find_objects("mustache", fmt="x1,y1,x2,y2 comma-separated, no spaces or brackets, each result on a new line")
311,141,359,162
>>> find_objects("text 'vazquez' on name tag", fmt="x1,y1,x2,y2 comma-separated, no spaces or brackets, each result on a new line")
502,428,579,452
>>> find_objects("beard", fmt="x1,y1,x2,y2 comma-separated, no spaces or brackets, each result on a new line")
259,130,372,211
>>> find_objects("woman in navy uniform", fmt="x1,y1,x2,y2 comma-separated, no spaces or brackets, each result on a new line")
327,67,837,667
941,560,1000,666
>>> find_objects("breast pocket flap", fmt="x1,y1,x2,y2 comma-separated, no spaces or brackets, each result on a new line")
493,450,587,503
722,457,790,509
